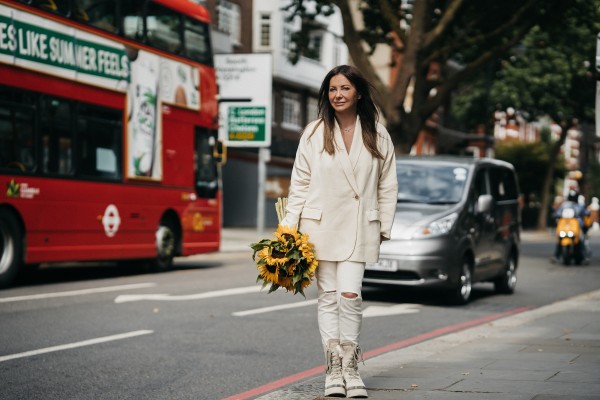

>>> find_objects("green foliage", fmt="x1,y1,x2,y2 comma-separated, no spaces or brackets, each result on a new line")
451,0,600,130
495,140,565,198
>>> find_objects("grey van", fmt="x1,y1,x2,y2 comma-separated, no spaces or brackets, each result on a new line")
364,156,521,304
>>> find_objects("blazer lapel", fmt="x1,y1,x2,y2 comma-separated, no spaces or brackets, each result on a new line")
349,116,364,170
334,121,360,195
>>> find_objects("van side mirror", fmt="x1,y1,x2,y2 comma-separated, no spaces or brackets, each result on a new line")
477,194,493,214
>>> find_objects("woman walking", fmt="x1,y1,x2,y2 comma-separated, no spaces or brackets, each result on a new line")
281,65,398,398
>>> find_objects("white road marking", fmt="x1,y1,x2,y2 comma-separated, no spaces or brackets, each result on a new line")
232,299,318,317
363,304,421,318
0,330,154,363
114,285,262,303
0,283,157,303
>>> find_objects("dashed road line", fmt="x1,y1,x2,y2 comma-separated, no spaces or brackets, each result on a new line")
0,283,157,303
0,330,154,363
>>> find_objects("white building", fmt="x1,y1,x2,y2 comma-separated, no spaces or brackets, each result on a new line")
211,0,349,227
252,0,348,158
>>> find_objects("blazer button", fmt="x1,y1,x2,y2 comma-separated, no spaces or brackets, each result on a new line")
354,195,359,200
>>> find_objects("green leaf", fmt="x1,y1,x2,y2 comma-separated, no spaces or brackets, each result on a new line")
268,283,280,294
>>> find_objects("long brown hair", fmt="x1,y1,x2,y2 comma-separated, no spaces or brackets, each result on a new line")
309,65,383,159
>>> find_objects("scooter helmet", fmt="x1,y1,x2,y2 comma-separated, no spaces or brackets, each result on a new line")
567,190,579,202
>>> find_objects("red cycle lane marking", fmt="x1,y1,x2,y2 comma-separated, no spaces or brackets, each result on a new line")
222,306,530,400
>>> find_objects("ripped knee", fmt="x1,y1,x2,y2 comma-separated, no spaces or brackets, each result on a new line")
341,292,358,299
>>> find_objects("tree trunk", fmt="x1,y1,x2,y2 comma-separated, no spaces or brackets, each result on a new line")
536,129,568,230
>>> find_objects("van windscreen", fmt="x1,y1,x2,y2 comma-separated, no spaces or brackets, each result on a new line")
397,164,468,204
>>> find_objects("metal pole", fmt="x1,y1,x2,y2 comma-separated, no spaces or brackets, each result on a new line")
257,148,270,233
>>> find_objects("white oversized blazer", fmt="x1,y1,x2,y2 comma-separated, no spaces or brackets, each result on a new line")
283,117,398,263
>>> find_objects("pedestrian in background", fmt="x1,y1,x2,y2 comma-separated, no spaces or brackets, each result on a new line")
281,65,398,398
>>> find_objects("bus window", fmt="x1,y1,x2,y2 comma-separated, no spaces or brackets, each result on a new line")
40,96,73,176
32,0,70,16
0,91,36,173
195,128,218,198
122,0,145,42
72,0,118,33
76,104,122,180
184,17,213,66
146,1,183,55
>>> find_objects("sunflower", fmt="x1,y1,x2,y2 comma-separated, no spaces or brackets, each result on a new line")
250,198,318,297
300,278,312,290
264,250,289,266
307,259,318,274
275,225,300,244
257,263,279,283
277,276,293,291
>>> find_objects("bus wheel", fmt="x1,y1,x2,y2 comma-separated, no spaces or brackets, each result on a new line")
0,211,23,289
152,223,176,272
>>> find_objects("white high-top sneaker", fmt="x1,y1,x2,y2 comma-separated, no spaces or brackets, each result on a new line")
341,341,368,398
324,339,346,397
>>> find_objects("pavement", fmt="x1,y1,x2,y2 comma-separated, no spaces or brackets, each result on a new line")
221,227,600,399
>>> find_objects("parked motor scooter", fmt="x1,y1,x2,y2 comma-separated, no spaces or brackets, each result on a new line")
555,208,585,265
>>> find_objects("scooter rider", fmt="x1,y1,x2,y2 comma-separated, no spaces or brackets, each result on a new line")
551,190,591,263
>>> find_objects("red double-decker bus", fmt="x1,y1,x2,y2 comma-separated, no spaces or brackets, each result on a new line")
0,0,225,288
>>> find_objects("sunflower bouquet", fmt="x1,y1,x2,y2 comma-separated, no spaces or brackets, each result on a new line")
250,198,318,297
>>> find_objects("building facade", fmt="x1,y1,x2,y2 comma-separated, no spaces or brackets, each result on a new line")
206,0,348,227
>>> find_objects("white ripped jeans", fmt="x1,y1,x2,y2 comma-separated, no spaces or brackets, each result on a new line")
317,260,365,349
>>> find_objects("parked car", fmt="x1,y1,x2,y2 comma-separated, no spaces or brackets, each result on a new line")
364,156,521,304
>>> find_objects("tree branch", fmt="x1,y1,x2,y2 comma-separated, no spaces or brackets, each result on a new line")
422,0,466,52
422,0,538,67
332,0,391,113
421,21,533,119
375,0,408,46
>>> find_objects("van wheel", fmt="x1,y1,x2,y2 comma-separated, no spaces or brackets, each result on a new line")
0,211,23,289
448,259,472,305
494,253,517,294
151,222,176,272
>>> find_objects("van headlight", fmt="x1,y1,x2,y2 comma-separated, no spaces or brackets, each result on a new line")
413,213,458,239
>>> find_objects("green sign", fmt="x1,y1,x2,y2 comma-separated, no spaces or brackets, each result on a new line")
0,13,129,82
227,106,266,142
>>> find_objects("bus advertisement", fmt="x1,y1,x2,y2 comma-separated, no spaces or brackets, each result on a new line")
0,0,225,288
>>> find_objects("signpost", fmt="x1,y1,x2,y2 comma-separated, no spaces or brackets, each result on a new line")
215,54,273,232
596,33,600,137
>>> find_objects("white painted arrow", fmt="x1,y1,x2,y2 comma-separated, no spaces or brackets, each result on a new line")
114,285,262,303
363,304,420,318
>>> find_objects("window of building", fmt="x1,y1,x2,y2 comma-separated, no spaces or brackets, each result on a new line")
146,1,183,54
260,14,271,47
217,0,241,45
307,97,319,123
305,31,323,62
334,37,343,66
282,91,301,130
282,24,294,51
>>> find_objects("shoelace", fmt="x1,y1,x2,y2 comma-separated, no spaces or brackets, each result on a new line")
326,348,343,374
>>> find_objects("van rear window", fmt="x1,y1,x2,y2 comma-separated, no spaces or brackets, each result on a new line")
490,167,518,201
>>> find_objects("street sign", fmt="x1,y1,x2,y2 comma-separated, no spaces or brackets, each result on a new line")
215,53,272,147
227,106,267,142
